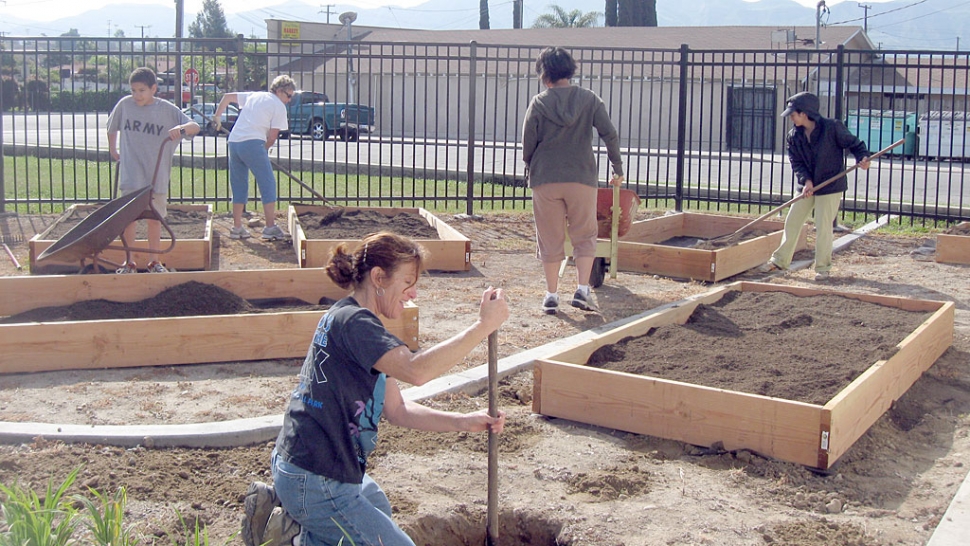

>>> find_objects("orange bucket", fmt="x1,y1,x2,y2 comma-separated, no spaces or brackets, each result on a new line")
595,188,640,239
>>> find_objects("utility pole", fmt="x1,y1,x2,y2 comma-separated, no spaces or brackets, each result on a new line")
136,25,151,38
174,0,184,107
513,0,523,29
107,19,112,36
319,4,336,24
858,3,871,34
815,1,828,50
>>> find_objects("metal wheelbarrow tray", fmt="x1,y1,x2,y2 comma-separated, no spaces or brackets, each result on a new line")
562,184,641,288
29,189,213,274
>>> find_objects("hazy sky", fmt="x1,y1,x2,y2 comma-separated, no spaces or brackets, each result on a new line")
1,0,893,22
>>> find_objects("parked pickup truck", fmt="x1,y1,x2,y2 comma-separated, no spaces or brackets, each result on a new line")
282,91,376,141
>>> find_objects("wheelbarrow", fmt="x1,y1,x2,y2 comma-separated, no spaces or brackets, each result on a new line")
560,183,641,288
36,142,177,273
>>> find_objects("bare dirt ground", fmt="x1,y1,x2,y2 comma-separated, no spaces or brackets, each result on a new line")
1,209,969,545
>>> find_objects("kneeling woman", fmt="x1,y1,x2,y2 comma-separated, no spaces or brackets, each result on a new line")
272,231,510,546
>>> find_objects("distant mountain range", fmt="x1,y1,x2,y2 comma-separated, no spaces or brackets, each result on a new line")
2,0,967,51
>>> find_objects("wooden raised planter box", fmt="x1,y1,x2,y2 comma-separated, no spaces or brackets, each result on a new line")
29,204,213,274
616,212,808,282
533,281,954,469
0,269,418,374
935,222,970,265
288,204,471,272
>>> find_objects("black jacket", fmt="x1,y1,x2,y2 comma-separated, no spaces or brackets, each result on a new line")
786,117,869,196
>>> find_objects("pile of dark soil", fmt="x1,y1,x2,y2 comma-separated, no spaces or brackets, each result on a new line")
0,281,331,323
586,290,932,404
298,208,440,239
943,222,970,235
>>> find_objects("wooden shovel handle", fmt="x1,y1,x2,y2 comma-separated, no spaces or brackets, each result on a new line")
726,137,906,239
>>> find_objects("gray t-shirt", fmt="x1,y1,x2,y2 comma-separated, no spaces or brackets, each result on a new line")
106,96,191,194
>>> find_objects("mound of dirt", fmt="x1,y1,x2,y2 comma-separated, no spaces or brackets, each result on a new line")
297,208,441,239
586,291,930,404
0,281,330,323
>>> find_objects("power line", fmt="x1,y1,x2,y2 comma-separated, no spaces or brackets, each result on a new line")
829,0,929,25
875,0,970,29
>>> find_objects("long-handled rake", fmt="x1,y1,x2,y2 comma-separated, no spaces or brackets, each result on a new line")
707,138,905,247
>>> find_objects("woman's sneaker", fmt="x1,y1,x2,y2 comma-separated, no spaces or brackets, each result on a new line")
229,226,251,239
115,262,137,274
571,289,598,312
261,225,287,241
242,481,279,546
146,261,168,273
542,293,559,315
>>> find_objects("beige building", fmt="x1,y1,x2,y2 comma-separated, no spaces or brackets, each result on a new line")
264,22,877,153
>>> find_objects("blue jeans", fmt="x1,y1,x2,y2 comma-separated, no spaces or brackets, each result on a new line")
271,450,415,546
228,139,277,205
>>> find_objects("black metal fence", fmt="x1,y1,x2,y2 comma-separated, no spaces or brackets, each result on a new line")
1,36,968,223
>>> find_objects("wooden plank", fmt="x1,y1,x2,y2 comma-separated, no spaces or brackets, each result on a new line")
936,223,970,265
825,301,954,464
532,281,953,469
0,304,419,374
534,359,825,467
29,204,213,273
616,242,716,280
712,227,807,281
620,213,683,244
289,204,471,271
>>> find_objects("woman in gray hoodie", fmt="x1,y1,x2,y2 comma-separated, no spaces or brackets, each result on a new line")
522,46,624,314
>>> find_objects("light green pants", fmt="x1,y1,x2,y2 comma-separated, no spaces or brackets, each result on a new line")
769,192,842,273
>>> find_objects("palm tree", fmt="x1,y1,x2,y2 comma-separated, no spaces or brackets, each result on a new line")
532,5,602,28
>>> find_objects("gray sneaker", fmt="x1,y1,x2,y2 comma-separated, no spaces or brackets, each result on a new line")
814,271,830,282
263,506,301,546
542,293,559,315
571,289,598,312
229,226,251,239
242,481,279,546
261,225,288,241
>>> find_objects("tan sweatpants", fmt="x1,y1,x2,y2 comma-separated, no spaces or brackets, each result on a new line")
532,183,598,263
770,191,842,273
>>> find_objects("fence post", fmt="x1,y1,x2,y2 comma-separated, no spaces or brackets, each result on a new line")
835,45,845,121
0,75,4,213
465,41,478,217
235,34,245,91
675,44,689,212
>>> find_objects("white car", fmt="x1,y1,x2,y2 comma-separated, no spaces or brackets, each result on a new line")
182,103,239,136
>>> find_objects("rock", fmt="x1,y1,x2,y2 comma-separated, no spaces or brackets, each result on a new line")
825,498,843,513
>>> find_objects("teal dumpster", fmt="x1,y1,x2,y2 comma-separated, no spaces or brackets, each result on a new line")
846,109,917,157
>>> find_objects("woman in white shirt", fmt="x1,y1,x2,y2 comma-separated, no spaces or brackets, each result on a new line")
214,75,295,240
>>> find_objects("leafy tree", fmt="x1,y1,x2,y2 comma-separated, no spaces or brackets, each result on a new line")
533,5,601,28
610,0,657,27
188,0,234,50
480,0,490,30
605,0,618,27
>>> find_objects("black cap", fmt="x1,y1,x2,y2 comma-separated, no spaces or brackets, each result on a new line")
781,92,820,119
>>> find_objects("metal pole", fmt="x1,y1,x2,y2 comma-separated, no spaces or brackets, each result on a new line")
674,44,689,212
175,0,184,108
465,41,478,217
858,3,871,34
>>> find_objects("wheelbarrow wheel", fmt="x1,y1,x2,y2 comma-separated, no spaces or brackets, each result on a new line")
79,263,112,275
590,257,607,288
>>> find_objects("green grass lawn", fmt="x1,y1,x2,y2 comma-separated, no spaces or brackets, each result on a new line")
2,156,533,216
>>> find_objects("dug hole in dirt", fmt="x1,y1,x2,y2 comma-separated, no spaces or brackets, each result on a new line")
1,209,969,545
